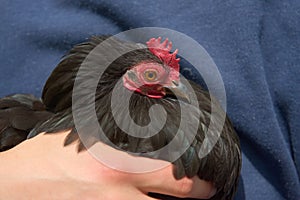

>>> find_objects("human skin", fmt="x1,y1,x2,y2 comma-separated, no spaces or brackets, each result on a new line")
0,131,216,200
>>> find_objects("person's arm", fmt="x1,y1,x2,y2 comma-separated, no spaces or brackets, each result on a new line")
0,131,216,200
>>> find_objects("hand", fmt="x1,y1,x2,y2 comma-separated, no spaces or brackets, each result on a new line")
0,131,216,200
0,176,215,200
0,163,215,200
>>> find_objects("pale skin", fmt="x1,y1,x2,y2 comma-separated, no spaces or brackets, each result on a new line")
0,131,216,200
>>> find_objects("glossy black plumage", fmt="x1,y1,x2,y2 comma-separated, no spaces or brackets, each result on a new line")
1,36,241,200
0,94,53,151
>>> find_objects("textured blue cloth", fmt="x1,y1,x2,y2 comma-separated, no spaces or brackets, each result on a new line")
1,1,300,199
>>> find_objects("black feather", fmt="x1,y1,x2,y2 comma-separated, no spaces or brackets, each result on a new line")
0,94,54,151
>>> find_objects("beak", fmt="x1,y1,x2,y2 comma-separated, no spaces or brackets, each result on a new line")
164,80,190,103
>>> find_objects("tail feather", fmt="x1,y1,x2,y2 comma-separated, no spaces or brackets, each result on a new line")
0,94,54,151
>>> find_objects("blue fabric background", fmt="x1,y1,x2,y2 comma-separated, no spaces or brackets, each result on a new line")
1,1,299,199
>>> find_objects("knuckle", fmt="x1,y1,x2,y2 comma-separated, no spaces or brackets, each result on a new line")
176,177,194,197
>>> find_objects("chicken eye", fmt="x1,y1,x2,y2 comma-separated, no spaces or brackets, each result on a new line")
144,70,158,82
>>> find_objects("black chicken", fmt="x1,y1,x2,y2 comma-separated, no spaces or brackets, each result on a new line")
0,36,241,200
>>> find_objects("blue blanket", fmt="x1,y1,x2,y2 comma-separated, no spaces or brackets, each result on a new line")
1,1,299,199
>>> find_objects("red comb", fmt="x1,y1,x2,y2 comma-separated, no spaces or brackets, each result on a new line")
146,37,180,72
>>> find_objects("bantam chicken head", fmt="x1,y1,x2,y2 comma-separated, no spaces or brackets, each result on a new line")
123,37,188,101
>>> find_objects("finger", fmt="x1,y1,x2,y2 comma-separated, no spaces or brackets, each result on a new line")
134,163,216,199
89,142,216,199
